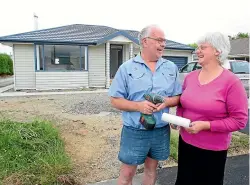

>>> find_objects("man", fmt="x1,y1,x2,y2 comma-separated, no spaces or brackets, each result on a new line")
108,25,182,185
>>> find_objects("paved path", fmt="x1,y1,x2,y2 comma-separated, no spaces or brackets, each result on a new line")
0,89,108,97
0,84,13,93
0,76,13,88
87,154,249,185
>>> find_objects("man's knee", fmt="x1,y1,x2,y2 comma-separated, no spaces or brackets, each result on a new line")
121,167,136,179
119,164,137,183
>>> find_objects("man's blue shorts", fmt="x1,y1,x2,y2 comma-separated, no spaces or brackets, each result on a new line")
118,125,170,165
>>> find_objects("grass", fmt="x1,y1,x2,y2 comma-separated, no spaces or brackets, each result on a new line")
0,119,73,185
169,130,249,161
170,130,179,160
228,131,249,155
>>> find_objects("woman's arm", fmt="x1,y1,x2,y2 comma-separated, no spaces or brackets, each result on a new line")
209,79,248,132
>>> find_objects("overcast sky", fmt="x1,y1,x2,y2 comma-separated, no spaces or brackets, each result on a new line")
0,0,249,54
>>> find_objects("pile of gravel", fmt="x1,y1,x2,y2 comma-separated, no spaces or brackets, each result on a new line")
61,93,121,115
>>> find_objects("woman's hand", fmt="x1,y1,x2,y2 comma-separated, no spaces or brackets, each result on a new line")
185,121,210,134
170,124,180,130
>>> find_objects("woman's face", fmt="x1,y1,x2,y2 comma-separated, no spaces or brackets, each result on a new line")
195,43,219,65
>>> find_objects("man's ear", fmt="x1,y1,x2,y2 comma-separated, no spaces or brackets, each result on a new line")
142,38,147,47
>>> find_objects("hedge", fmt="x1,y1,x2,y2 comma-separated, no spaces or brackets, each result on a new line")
0,54,13,75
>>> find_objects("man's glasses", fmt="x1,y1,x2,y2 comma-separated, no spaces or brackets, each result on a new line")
146,37,167,45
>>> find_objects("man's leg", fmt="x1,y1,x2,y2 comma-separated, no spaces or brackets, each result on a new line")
142,157,158,185
118,126,150,185
118,163,137,185
143,125,170,185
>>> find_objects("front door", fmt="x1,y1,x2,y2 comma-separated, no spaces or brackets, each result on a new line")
110,45,123,78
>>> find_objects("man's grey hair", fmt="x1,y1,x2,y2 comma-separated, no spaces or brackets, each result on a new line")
138,24,162,46
197,32,231,64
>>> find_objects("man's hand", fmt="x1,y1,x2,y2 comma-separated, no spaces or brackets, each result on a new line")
155,102,167,112
185,121,210,134
138,101,158,115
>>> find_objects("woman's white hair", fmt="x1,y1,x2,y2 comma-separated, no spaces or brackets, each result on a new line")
197,32,231,64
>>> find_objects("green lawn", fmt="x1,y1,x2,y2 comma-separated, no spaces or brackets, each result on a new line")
0,119,73,185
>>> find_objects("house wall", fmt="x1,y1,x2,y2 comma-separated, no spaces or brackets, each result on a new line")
13,44,35,90
12,43,193,90
88,44,106,87
35,71,88,89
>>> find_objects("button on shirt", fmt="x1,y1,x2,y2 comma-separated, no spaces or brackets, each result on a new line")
108,54,182,129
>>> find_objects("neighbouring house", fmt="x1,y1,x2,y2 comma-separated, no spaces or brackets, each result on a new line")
228,38,249,62
0,24,195,90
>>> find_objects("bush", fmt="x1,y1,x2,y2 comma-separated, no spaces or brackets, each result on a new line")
0,54,13,75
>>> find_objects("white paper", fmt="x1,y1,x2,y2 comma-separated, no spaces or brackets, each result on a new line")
161,113,191,128
55,58,60,64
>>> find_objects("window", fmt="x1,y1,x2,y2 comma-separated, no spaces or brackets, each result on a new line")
180,62,196,73
35,44,87,71
194,63,202,70
230,62,249,74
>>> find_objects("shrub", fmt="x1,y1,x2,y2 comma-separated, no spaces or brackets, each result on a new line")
0,54,13,75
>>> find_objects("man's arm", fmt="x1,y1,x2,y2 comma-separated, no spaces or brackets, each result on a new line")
155,95,180,112
110,97,140,112
111,97,158,114
164,95,180,107
165,64,182,107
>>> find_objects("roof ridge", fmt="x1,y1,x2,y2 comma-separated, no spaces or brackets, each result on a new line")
73,23,118,30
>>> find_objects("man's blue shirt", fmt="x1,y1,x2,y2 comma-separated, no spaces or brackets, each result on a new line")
108,54,182,129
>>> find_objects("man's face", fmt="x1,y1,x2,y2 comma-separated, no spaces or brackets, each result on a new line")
142,28,166,60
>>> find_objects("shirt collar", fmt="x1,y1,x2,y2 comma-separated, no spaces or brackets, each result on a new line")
133,53,167,69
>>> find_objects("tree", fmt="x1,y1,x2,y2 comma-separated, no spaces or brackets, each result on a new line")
188,43,198,49
236,32,249,38
229,32,249,40
0,53,13,76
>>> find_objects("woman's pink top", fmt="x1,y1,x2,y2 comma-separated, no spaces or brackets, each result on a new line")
177,69,248,151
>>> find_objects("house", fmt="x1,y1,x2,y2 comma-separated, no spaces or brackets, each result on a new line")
228,38,249,62
0,24,195,90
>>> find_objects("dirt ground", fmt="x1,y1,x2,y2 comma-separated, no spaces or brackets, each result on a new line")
0,95,177,184
0,95,248,185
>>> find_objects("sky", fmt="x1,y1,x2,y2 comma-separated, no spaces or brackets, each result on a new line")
0,0,249,54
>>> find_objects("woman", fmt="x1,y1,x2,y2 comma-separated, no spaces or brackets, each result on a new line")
173,32,248,185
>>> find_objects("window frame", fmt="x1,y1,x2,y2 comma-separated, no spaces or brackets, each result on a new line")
34,43,88,72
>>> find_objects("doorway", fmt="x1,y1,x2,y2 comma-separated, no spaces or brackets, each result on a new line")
110,44,123,78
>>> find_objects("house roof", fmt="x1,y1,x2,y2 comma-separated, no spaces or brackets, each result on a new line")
229,38,249,56
0,24,194,50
